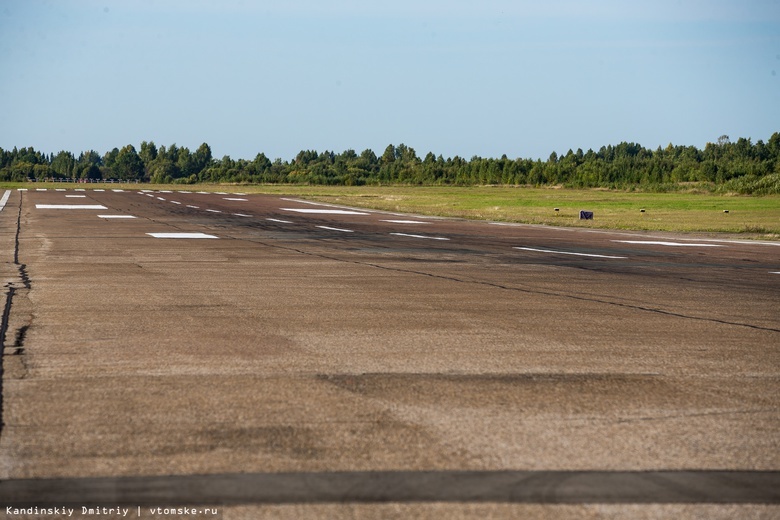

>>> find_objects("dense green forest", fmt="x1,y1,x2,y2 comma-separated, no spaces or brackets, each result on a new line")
1,133,779,194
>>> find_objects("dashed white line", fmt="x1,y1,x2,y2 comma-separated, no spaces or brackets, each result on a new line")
380,220,429,224
171,201,182,205
267,218,292,223
0,190,10,212
65,195,86,198
36,204,108,210
146,232,218,239
282,208,369,215
317,226,354,233
157,197,166,201
514,246,626,259
206,209,222,213
55,188,66,192
112,189,124,192
390,233,450,241
232,213,252,217
224,198,248,201
186,205,200,209
612,240,723,247
98,215,137,219
94,189,105,192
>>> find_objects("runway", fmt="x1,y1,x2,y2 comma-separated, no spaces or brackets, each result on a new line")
0,188,778,517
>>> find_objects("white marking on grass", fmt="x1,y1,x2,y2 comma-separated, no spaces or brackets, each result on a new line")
267,218,292,223
514,246,626,259
36,204,107,210
224,198,248,201
281,208,369,215
98,215,137,219
613,240,723,247
146,232,218,239
0,190,10,212
380,220,429,224
206,209,222,213
390,233,450,241
317,226,354,233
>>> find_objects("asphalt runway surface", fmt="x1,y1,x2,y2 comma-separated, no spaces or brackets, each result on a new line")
0,188,778,518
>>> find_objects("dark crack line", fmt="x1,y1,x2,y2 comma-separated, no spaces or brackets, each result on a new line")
223,234,780,334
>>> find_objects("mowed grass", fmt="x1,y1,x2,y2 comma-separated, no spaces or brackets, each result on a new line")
3,182,779,236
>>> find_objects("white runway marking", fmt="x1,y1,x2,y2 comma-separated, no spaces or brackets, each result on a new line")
36,204,108,210
55,188,66,191
196,191,209,194
171,201,182,205
317,226,354,233
224,198,248,201
232,213,252,217
146,194,155,197
380,220,429,224
206,209,222,213
772,272,780,275
94,189,105,192
36,188,47,191
186,205,200,209
146,232,218,239
17,188,27,191
267,218,292,223
390,233,450,241
514,246,626,259
98,215,137,219
0,190,10,212
157,197,166,201
613,240,723,247
65,195,86,198
112,189,124,192
160,190,173,193
75,188,85,191
215,191,228,194
281,208,369,215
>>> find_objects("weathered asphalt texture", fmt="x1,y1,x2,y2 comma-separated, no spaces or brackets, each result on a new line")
0,189,778,518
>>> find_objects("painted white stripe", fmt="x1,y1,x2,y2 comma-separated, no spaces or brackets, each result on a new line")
281,208,369,215
317,226,354,233
224,197,248,201
17,188,28,191
140,190,153,193
147,232,218,239
160,190,173,193
771,272,780,275
179,191,192,193
75,188,85,191
380,219,429,224
157,197,166,201
65,194,86,198
232,213,252,217
55,188,66,191
215,191,228,195
514,246,626,259
390,233,450,241
206,209,222,213
94,189,105,192
171,201,182,205
613,240,723,247
267,218,292,223
36,188,47,191
196,191,209,194
280,198,332,207
0,190,11,212
233,192,247,195
146,194,155,197
36,204,107,210
112,189,124,192
186,205,200,209
98,215,137,219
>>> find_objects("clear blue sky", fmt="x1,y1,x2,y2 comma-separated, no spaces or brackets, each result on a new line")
1,0,778,161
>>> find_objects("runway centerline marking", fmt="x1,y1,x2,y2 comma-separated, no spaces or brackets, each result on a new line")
146,232,218,239
65,194,86,197
317,226,354,233
281,208,369,215
380,220,430,224
267,218,293,223
224,198,248,201
612,240,724,247
186,205,200,209
35,204,108,210
515,246,627,259
98,215,137,219
170,201,182,205
232,213,252,217
390,233,450,241
206,209,222,213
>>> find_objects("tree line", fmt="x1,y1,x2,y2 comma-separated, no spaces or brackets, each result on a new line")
1,133,779,194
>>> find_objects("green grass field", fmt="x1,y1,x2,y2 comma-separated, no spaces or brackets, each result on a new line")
3,182,779,237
